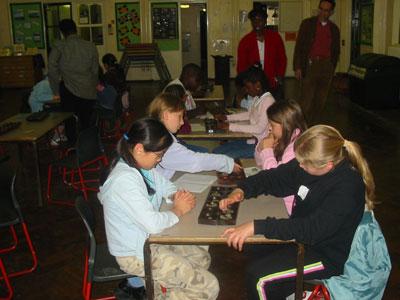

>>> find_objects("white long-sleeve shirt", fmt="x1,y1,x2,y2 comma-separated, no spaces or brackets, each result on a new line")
156,134,234,180
98,161,179,261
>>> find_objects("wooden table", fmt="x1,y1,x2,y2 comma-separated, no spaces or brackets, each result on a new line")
143,159,305,300
177,118,253,140
193,85,225,106
0,112,73,206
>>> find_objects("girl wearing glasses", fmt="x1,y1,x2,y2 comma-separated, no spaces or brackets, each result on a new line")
98,118,219,300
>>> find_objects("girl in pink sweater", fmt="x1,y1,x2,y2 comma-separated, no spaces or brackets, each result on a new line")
213,62,275,158
255,99,307,214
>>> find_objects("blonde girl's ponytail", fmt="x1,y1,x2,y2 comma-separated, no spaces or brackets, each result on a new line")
295,125,376,210
342,140,376,210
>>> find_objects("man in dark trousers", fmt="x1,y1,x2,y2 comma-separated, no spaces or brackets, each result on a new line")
237,8,287,100
48,19,98,144
293,0,340,125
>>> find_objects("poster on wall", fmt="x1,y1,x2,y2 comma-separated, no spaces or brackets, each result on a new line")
360,3,374,45
115,2,141,51
10,2,45,49
152,2,179,51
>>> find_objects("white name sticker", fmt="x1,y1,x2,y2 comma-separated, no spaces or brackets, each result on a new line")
297,185,309,201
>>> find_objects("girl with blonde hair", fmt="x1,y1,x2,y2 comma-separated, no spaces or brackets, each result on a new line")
147,93,241,180
219,124,376,299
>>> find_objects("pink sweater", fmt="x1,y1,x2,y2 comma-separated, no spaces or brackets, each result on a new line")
254,129,301,215
227,92,275,144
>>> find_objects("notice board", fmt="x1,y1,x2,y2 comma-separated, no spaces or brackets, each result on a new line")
10,2,44,49
152,2,179,51
115,2,141,51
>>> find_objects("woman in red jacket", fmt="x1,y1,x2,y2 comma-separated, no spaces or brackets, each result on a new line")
237,8,287,100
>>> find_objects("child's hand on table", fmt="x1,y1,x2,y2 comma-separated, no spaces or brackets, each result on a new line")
214,114,227,121
233,163,243,173
219,188,244,211
221,221,255,251
172,189,195,218
217,122,229,130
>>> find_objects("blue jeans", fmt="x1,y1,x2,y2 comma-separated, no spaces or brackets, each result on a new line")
212,140,255,158
183,143,209,153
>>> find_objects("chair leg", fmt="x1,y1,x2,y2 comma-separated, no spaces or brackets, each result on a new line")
0,257,13,300
307,284,330,300
307,285,321,300
0,227,17,253
79,168,89,201
321,285,330,300
0,222,37,280
47,164,75,206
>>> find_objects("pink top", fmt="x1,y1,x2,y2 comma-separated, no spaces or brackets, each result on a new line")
254,128,301,215
227,92,275,144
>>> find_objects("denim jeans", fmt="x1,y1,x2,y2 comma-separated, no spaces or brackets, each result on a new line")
212,140,255,158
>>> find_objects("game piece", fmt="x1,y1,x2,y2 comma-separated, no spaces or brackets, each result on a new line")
217,158,246,185
198,186,239,225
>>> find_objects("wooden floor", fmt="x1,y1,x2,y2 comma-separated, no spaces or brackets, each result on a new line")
0,78,399,299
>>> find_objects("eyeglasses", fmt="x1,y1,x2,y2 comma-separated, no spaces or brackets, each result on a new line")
153,151,165,160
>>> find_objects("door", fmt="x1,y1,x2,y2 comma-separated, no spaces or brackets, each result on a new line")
43,3,72,56
351,0,362,63
180,3,208,79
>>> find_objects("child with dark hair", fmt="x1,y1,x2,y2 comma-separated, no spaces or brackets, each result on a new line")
213,62,275,158
233,69,254,110
164,63,206,119
98,118,219,300
102,53,129,110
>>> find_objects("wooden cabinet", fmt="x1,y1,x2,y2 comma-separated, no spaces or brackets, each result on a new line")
0,55,44,88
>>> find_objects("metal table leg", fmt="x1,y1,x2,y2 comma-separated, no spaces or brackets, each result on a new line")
143,239,154,300
32,141,43,207
295,243,305,300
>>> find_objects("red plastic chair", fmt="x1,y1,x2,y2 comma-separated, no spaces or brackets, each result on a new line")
47,127,108,206
306,280,330,300
0,161,37,299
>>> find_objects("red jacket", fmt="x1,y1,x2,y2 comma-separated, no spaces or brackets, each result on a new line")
237,29,287,88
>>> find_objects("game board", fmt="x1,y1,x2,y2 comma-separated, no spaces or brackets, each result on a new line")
217,158,246,185
0,122,21,136
198,186,239,225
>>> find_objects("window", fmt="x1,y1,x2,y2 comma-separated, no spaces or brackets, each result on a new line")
77,3,103,45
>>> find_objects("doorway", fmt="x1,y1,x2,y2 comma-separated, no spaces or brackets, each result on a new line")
43,3,72,56
180,3,208,79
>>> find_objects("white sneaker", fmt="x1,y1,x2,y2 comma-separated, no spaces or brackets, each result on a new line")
50,135,67,146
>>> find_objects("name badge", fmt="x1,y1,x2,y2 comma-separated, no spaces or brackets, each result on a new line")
297,185,309,201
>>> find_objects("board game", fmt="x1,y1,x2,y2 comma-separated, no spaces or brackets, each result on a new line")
217,158,246,185
198,186,239,225
0,122,21,136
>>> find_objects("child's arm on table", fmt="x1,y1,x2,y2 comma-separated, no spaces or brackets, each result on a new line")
221,221,254,251
171,189,196,218
219,188,244,210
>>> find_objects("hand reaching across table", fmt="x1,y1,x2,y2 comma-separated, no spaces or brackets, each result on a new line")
219,188,244,211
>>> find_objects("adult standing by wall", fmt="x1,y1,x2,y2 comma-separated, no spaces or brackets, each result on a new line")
48,19,99,144
237,8,287,101
293,0,340,125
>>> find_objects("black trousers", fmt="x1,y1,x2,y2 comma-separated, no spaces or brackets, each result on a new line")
244,244,332,300
59,81,95,144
